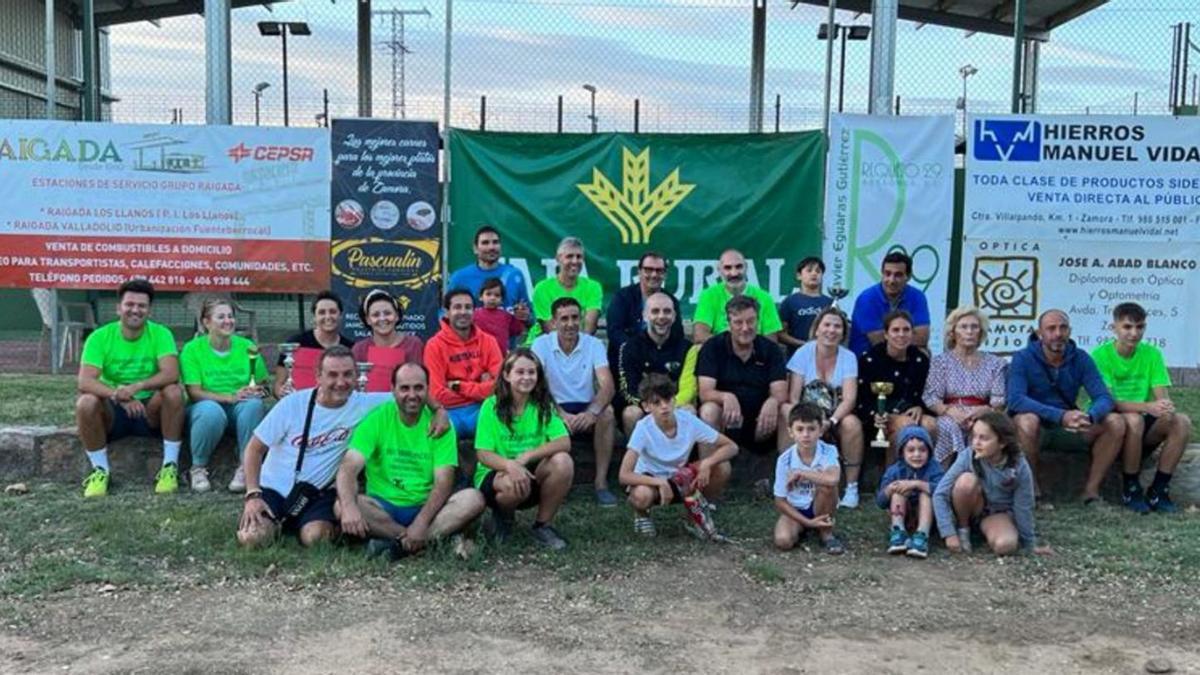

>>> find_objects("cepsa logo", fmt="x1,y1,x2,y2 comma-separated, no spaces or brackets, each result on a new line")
226,143,315,163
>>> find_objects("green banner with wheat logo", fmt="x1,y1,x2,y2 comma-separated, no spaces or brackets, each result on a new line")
447,130,824,316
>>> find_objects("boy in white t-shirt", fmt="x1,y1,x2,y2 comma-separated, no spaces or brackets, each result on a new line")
618,374,738,538
773,402,845,555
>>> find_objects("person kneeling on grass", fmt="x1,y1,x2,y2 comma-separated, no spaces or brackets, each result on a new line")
934,411,1052,556
619,374,738,539
335,363,486,561
773,402,845,555
474,348,575,550
876,426,944,559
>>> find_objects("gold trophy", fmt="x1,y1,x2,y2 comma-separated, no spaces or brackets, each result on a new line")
279,342,300,394
355,362,373,393
870,381,895,449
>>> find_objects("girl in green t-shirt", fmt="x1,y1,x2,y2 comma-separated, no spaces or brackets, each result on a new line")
180,297,269,494
474,348,573,550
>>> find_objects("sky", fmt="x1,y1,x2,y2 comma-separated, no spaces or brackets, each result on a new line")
102,0,1199,132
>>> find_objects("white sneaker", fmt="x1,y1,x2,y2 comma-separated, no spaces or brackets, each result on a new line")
838,483,860,509
190,466,211,493
227,466,246,493
956,526,973,553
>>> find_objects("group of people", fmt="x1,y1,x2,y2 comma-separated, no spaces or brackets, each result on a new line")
72,228,1192,559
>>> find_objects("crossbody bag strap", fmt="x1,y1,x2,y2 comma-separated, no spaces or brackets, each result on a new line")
293,388,320,482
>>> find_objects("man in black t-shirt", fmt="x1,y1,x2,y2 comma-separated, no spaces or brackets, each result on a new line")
616,292,689,434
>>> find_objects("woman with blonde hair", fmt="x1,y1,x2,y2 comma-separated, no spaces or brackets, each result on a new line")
922,306,1007,468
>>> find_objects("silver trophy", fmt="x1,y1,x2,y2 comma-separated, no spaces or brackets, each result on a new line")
278,342,300,394
356,361,373,392
827,285,850,310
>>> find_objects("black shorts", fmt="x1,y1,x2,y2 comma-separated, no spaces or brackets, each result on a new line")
261,487,338,534
107,399,159,441
479,471,541,511
624,472,685,504
1142,413,1161,440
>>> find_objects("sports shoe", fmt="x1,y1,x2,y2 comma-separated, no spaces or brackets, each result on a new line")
82,467,109,498
365,537,399,560
838,483,860,509
906,531,930,559
822,534,846,555
531,524,568,550
450,533,476,560
190,466,211,493
154,463,180,494
595,488,618,508
633,516,657,537
1122,484,1151,514
1147,489,1178,514
228,466,246,493
956,526,973,553
887,526,908,554
488,510,514,544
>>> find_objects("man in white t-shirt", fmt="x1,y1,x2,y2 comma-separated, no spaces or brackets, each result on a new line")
531,296,618,507
236,346,448,548
618,374,738,538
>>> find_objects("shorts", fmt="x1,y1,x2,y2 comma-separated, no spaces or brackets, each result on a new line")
370,496,425,527
261,486,338,534
1142,413,1161,440
479,470,541,510
624,471,686,504
447,403,483,438
107,399,159,441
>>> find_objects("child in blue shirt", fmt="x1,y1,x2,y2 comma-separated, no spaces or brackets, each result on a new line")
876,425,944,559
778,257,832,356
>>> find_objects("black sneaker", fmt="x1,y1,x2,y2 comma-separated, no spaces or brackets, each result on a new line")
531,524,568,550
1147,489,1178,514
365,537,400,560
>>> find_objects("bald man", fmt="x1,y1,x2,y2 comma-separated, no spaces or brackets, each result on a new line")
616,292,690,433
1007,310,1124,506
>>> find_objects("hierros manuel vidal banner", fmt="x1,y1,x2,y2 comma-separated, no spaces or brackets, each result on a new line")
447,131,824,315
0,120,330,292
962,114,1200,366
330,119,441,340
823,114,955,353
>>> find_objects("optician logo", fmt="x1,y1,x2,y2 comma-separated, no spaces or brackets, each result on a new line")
576,146,694,245
973,119,1041,162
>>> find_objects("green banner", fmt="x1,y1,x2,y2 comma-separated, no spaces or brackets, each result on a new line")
447,131,825,316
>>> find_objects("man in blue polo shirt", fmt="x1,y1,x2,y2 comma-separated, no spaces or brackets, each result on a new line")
447,225,532,324
848,251,930,355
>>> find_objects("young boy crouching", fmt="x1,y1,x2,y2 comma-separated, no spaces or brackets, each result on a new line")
618,374,738,539
876,426,943,559
774,402,844,555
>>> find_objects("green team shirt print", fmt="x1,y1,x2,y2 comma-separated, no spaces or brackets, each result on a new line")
472,395,569,487
693,283,783,336
526,276,604,344
348,403,458,507
80,321,177,400
180,335,269,396
1091,340,1171,404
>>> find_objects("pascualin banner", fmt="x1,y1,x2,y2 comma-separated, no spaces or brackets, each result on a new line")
447,130,824,316
0,120,330,292
823,114,955,352
330,119,441,341
962,114,1200,365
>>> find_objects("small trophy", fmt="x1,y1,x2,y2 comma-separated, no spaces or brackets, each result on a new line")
247,345,260,393
356,362,373,392
870,381,894,449
828,285,850,310
279,342,300,394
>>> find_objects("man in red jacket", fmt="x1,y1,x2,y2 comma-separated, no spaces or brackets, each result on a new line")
424,288,503,477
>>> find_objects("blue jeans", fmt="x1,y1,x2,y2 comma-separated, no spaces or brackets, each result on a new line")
447,402,483,438
187,398,266,466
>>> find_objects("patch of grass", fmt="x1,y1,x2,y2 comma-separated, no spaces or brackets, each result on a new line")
0,374,77,427
743,558,785,585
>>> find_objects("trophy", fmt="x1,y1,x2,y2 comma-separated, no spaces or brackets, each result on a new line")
278,342,300,394
870,381,895,449
356,362,373,392
247,345,261,393
828,285,850,310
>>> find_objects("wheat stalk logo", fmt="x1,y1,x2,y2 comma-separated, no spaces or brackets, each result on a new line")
576,146,695,244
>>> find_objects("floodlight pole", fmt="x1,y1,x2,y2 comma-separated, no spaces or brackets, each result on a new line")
81,0,97,120
358,0,372,117
204,0,232,124
821,0,835,135
867,0,897,115
1011,0,1026,113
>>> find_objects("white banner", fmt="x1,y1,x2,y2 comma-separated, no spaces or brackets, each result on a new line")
823,114,956,353
962,114,1200,366
0,120,331,292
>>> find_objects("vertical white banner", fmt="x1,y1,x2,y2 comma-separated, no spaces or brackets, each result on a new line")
961,114,1200,366
823,114,956,353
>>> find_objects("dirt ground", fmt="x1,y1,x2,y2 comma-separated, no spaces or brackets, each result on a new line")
3,547,1198,675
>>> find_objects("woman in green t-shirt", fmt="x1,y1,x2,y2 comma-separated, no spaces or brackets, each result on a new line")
180,297,269,493
474,348,574,550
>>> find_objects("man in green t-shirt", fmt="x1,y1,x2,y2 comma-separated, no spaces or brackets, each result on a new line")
76,279,184,498
527,236,603,343
1091,302,1192,514
335,362,486,559
692,249,782,344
